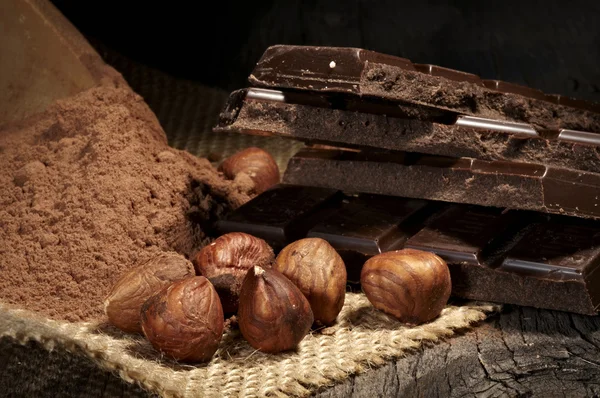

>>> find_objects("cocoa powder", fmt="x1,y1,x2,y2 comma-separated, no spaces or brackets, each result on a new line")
0,84,253,322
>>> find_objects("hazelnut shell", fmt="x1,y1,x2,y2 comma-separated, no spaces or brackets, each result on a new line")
218,147,280,194
104,252,195,333
193,232,274,313
141,276,224,362
275,238,346,326
361,249,451,325
238,266,313,353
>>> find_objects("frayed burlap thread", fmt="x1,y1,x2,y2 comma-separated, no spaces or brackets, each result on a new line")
0,294,499,397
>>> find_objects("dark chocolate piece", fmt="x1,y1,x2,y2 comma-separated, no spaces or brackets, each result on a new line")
216,184,343,250
308,195,430,282
404,205,517,265
282,147,600,220
499,221,600,281
249,45,414,93
218,185,600,315
249,45,600,132
407,208,600,315
488,220,600,314
215,89,600,173
243,87,456,123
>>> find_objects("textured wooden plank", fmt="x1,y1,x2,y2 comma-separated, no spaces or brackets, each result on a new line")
320,308,600,397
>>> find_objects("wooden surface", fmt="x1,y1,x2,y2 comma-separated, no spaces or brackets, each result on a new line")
320,307,600,397
3,306,600,397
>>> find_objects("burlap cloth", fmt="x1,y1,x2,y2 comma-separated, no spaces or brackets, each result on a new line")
1,294,497,397
0,5,501,395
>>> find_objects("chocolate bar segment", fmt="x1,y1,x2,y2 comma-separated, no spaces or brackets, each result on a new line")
249,45,600,132
482,220,600,315
408,210,600,315
249,45,414,94
242,87,456,122
282,147,600,220
216,185,342,250
215,89,600,173
308,195,431,282
404,205,518,265
218,185,600,314
499,221,600,281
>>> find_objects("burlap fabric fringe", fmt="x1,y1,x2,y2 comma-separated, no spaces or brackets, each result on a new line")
0,294,499,397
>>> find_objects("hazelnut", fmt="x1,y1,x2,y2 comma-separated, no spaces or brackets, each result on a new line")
104,252,195,333
193,232,274,313
219,147,280,194
238,266,313,353
361,249,451,325
275,238,346,326
141,276,224,362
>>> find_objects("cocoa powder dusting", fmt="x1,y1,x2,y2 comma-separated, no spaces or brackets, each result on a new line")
0,85,253,322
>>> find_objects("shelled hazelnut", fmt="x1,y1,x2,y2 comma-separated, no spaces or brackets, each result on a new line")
141,276,224,362
361,249,451,325
219,147,280,194
104,252,195,333
193,232,274,313
275,238,346,326
238,266,313,353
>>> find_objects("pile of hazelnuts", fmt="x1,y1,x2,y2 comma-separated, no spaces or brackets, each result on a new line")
104,232,451,363
103,147,452,363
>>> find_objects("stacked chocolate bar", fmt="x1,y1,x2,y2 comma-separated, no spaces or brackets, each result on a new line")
214,45,600,315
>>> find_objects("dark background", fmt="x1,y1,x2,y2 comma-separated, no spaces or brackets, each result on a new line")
51,0,600,101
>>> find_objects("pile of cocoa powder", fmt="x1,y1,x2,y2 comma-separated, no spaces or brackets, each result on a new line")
0,84,253,322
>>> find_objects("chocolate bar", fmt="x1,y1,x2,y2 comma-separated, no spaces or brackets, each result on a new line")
249,45,600,132
282,147,600,220
217,185,600,315
215,88,600,174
